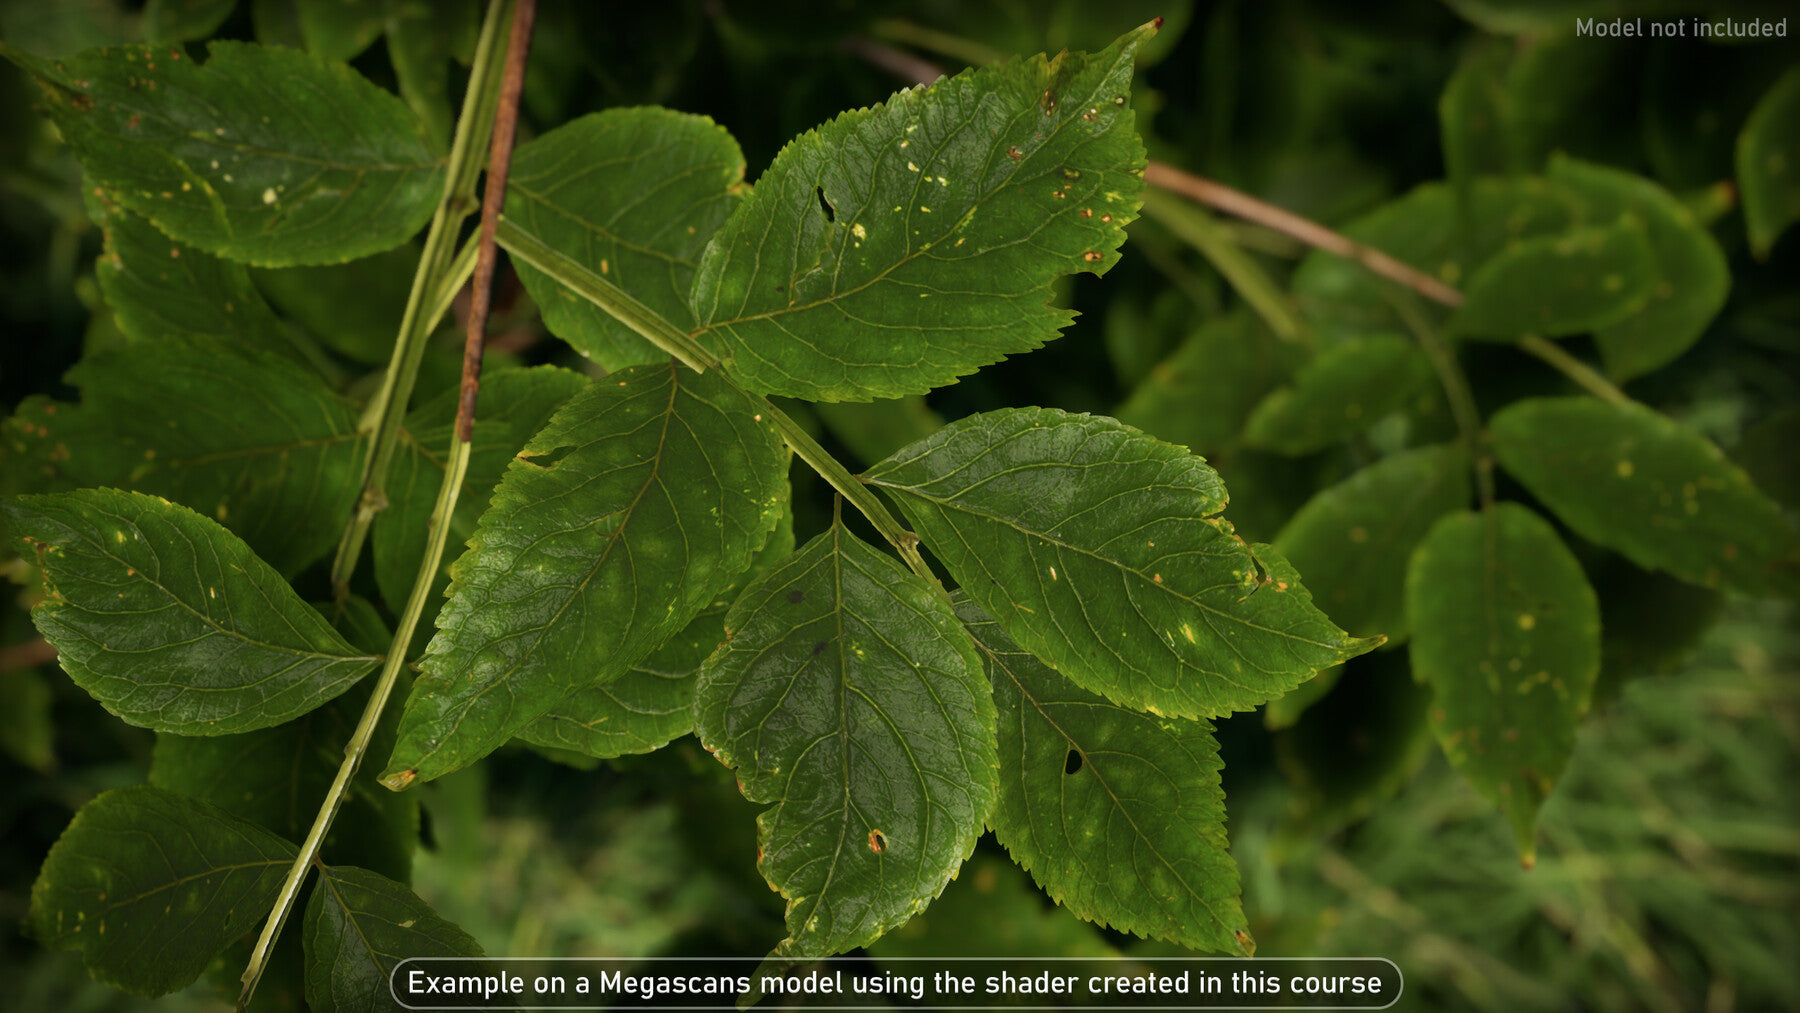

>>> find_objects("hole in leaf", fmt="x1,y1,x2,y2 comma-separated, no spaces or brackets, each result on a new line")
519,444,576,469
816,185,835,223
1064,749,1083,775
868,829,887,853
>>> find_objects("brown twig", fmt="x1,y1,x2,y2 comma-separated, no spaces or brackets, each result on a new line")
1140,162,1465,309
458,0,537,443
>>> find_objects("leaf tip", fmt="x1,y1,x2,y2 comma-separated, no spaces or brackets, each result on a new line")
379,768,417,792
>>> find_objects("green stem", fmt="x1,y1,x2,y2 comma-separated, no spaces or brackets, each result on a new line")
329,0,516,595
1517,335,1632,406
495,218,946,595
1140,188,1308,344
1392,294,1495,509
493,218,719,371
238,439,472,1009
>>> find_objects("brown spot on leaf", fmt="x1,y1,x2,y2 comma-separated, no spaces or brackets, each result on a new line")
868,830,887,854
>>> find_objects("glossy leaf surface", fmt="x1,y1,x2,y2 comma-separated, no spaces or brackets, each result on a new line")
689,23,1153,400
383,363,787,787
963,600,1250,955
3,40,442,265
865,408,1376,719
1491,397,1800,596
373,366,589,614
303,864,483,1013
1274,443,1472,642
508,108,747,370
1406,504,1600,863
694,525,996,959
8,489,378,735
28,785,297,996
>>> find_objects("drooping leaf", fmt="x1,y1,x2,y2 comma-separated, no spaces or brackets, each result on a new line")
1114,311,1295,459
1546,156,1730,380
60,336,365,575
1242,334,1435,455
7,488,379,735
150,677,416,882
2,40,443,265
382,362,788,787
865,408,1377,720
1273,443,1472,642
90,197,293,357
303,864,483,1013
1738,67,1800,259
507,108,747,370
372,365,590,614
1405,503,1601,864
28,785,297,997
1491,396,1800,596
693,524,997,959
1448,217,1656,339
688,22,1154,401
961,599,1250,955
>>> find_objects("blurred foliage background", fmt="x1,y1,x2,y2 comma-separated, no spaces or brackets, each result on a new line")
2,0,1796,1010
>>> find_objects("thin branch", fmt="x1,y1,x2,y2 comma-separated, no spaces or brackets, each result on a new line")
459,0,536,442
234,1,536,1007
1141,162,1466,309
1517,335,1632,406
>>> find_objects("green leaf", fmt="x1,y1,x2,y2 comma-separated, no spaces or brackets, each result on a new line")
1405,504,1600,864
1273,443,1472,642
61,336,365,575
1449,217,1656,339
689,23,1153,401
1291,177,1583,343
150,678,416,882
7,488,379,735
865,408,1377,720
693,524,996,959
142,0,237,44
295,0,384,62
512,604,721,762
1546,156,1730,380
383,363,788,787
3,40,443,265
28,785,297,997
507,108,747,370
962,599,1251,955
867,852,1117,959
1114,311,1295,459
372,365,590,614
1243,334,1435,455
303,864,483,1013
384,0,473,151
1738,67,1800,259
91,196,296,358
1491,396,1800,596
251,242,419,363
